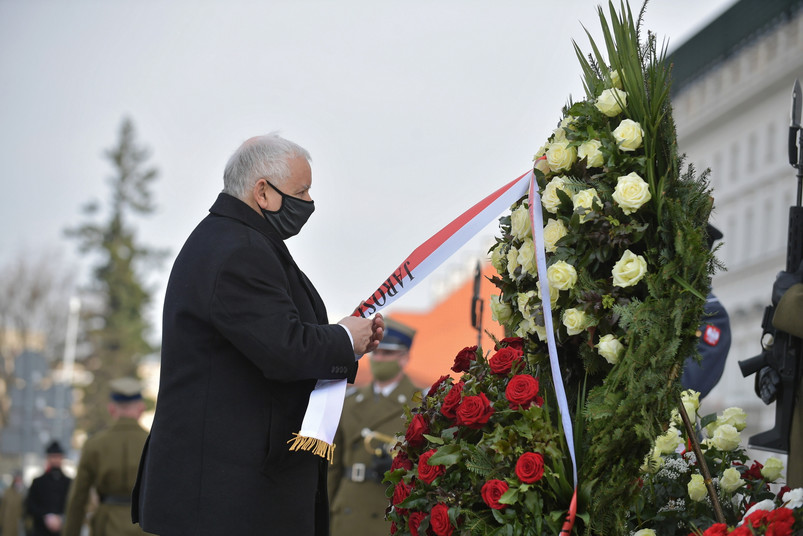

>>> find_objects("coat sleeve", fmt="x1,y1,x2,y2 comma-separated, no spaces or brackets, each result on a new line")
62,442,96,536
210,244,357,383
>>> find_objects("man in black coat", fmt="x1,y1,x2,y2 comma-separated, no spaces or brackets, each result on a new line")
26,441,72,536
132,134,383,535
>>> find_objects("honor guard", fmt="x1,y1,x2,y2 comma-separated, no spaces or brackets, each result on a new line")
63,377,153,536
681,224,732,399
329,317,422,536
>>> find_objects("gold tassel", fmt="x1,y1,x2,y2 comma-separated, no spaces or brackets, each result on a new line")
287,433,336,463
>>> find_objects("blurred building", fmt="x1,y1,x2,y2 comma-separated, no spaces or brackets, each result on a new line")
669,0,803,462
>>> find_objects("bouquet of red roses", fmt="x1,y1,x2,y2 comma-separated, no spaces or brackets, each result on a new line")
384,337,579,536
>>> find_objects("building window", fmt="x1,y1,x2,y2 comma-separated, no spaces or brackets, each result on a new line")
730,142,740,183
747,131,758,174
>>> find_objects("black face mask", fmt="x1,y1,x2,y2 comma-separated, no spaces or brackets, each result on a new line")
261,180,315,239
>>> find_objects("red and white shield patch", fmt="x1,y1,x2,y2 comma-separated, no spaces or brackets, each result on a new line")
703,325,721,346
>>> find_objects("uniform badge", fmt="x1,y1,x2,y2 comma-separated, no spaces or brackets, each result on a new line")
702,325,720,346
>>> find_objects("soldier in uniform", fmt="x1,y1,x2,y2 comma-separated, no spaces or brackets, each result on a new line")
329,317,422,536
0,470,26,536
26,441,71,536
63,378,152,536
681,224,732,399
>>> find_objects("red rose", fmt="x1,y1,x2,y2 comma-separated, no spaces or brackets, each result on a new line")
481,479,509,510
744,460,763,480
408,511,426,536
729,527,752,536
451,345,478,373
430,503,453,536
427,375,451,398
505,374,540,409
418,449,446,484
488,347,523,375
440,381,464,420
701,524,729,536
456,393,494,429
406,414,429,448
515,452,545,483
391,450,414,472
392,481,412,513
495,336,524,352
390,522,397,535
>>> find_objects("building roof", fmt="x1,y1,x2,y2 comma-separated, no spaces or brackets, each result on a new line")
668,0,803,95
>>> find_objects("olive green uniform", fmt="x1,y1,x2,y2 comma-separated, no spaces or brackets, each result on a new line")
63,417,151,536
329,376,421,536
0,483,25,536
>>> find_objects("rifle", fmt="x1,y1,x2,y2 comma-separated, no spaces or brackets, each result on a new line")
738,79,803,454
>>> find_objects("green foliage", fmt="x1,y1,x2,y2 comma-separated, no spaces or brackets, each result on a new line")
65,118,167,434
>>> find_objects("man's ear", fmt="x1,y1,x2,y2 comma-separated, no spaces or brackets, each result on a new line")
253,178,271,210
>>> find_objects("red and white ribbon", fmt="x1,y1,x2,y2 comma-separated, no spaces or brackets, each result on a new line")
296,170,579,532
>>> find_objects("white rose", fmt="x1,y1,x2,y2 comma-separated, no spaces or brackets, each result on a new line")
687,474,707,502
562,308,588,336
572,188,601,223
612,172,651,215
719,407,747,432
711,424,740,451
633,530,656,536
610,69,623,89
612,249,647,287
578,139,604,168
613,118,644,152
541,176,569,214
761,457,784,481
490,295,513,324
517,241,537,276
681,390,700,419
516,290,538,319
596,334,624,365
543,218,568,253
595,87,627,117
490,243,506,273
546,140,576,172
507,246,520,278
654,427,681,455
510,204,532,240
782,488,803,509
547,260,577,291
533,322,548,342
719,467,745,493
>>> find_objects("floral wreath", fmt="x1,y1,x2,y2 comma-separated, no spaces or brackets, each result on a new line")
384,2,722,535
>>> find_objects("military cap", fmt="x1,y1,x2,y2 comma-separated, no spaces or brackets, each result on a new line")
706,224,723,251
773,283,803,339
377,317,416,351
45,440,65,455
109,376,143,403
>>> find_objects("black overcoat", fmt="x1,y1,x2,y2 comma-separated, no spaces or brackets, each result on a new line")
132,193,358,535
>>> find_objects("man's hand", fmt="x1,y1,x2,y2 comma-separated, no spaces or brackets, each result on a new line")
338,313,384,355
44,514,62,532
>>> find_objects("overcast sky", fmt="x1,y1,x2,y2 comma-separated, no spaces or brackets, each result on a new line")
0,0,738,334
